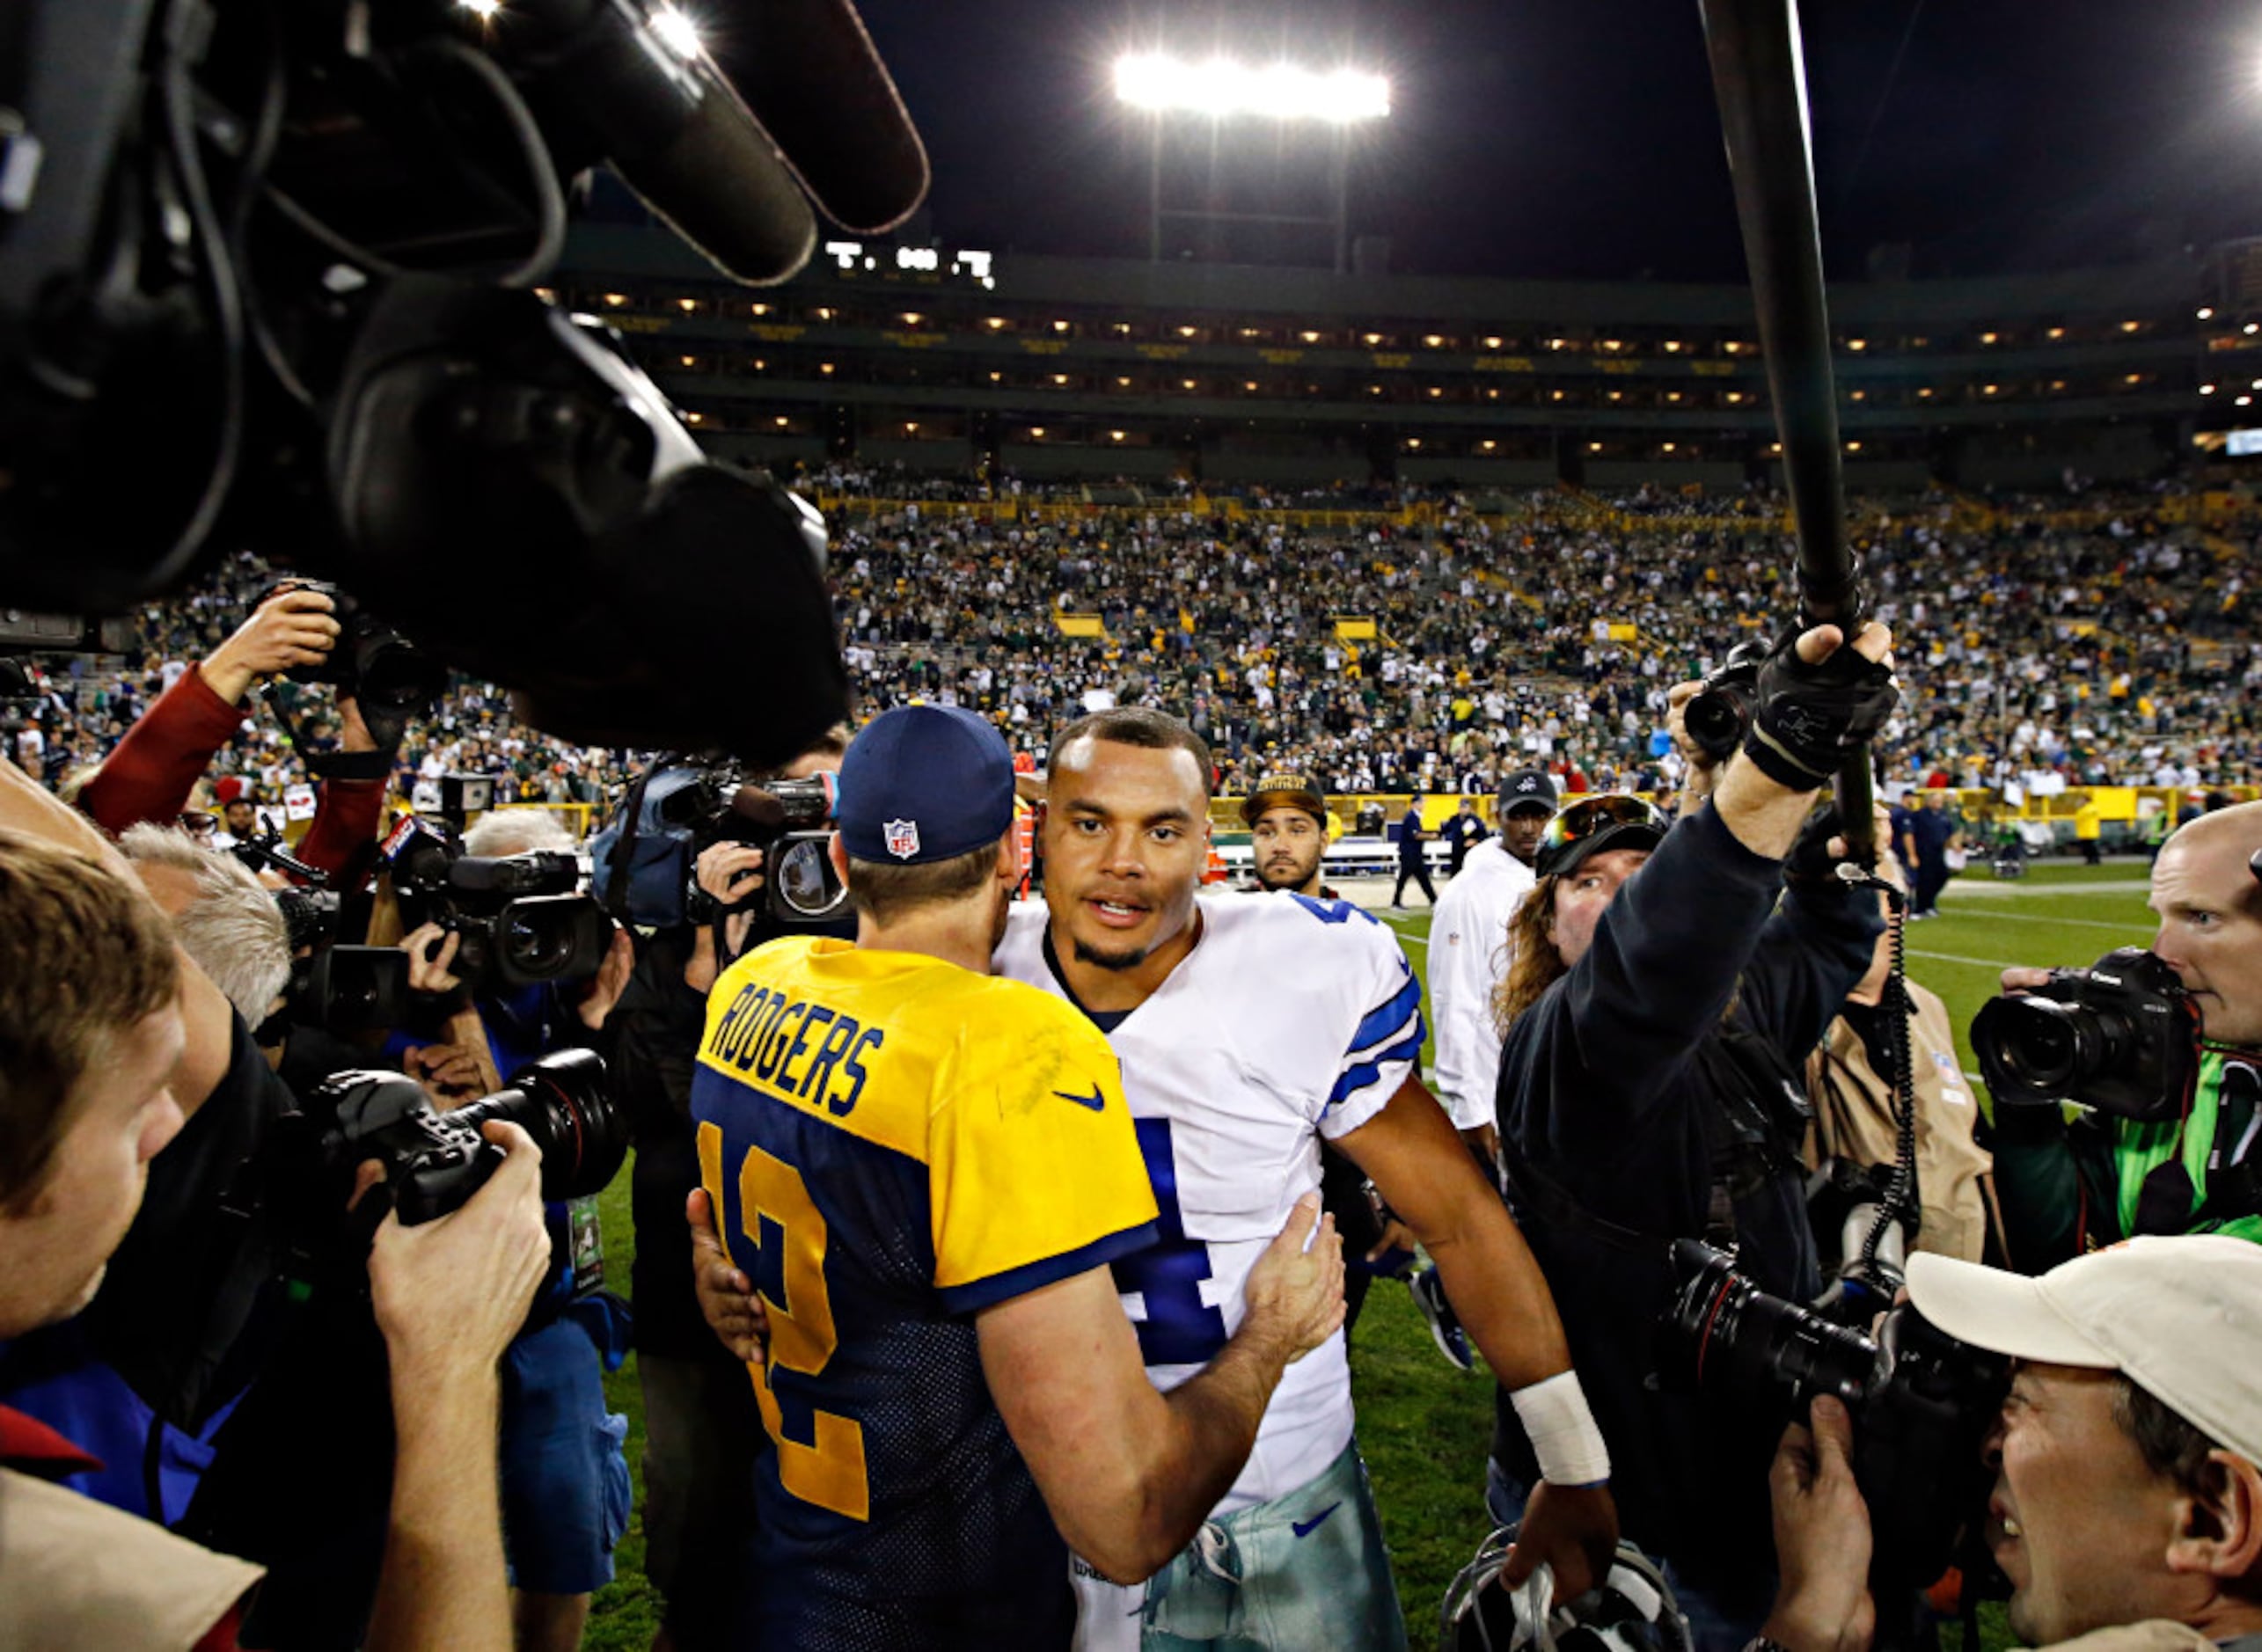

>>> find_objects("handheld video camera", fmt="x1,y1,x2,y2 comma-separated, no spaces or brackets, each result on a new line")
658,764,848,926
1971,947,2200,1122
384,817,613,991
1682,639,1769,762
281,1049,627,1236
1661,1239,2009,1589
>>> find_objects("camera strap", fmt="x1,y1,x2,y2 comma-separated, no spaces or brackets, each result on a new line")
264,686,395,782
2137,1059,2262,1234
600,756,674,924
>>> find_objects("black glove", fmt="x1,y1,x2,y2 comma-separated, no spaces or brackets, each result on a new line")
1742,626,1898,790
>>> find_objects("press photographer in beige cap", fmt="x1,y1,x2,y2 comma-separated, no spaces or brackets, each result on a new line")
1760,1236,2262,1652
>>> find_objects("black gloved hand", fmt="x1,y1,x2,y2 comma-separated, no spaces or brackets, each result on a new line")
1742,626,1899,790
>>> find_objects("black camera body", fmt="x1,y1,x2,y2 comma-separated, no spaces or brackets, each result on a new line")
1661,1239,2009,1589
262,579,450,734
285,1049,626,1232
384,817,613,990
1972,947,2200,1122
1683,639,1769,762
657,764,848,926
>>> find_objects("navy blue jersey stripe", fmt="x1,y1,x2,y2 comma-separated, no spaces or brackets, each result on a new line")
1347,970,1423,1056
1326,1019,1428,1109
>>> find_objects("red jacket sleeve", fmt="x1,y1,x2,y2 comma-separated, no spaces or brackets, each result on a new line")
294,774,388,880
77,669,246,836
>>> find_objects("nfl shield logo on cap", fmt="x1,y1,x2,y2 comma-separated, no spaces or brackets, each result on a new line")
883,819,921,859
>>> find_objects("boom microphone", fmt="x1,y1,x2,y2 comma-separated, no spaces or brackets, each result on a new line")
1697,0,1875,853
707,0,931,233
495,0,819,285
611,69,819,285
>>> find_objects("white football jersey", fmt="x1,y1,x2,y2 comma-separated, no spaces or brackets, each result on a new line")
993,888,1424,1513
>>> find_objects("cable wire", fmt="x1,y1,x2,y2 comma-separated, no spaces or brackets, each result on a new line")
260,34,566,289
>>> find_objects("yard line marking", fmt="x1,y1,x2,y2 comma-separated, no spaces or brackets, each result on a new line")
1909,948,2028,971
1934,909,2151,932
1950,879,2153,899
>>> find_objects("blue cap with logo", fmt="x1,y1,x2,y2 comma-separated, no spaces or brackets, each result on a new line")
836,705,1016,866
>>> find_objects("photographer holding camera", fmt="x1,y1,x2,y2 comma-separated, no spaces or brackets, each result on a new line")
1759,1237,2262,1652
76,584,398,885
1490,620,1897,1648
0,762,551,1649
1984,801,2262,1267
593,731,851,1649
384,806,635,1652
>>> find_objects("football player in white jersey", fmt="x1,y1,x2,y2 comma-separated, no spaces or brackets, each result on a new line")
1002,707,1616,1651
691,708,1619,1648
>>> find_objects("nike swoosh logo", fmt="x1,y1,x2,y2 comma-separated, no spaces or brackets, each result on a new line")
1291,1502,1341,1539
1051,1085,1106,1112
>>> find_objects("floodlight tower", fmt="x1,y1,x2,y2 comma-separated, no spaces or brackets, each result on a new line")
1113,53,1391,272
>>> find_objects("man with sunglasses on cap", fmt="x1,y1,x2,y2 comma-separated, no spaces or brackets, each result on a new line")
1759,1235,2262,1652
684,705,1347,1651
1487,621,1899,1652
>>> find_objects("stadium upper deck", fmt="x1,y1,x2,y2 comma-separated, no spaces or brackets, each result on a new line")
556,222,2262,496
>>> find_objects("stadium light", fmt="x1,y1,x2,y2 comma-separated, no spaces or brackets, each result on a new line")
650,4,704,60
1113,53,1391,122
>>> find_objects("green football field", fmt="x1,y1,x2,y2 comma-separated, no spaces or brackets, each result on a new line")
583,859,2161,1650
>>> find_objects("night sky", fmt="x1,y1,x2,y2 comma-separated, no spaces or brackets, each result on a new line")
841,0,2262,283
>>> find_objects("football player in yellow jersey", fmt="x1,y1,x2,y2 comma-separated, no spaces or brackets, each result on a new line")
688,705,1346,1651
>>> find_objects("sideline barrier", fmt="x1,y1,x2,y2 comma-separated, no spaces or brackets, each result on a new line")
1211,785,2262,842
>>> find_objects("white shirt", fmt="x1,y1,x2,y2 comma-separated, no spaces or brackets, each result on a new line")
1427,838,1536,1131
994,890,1422,1514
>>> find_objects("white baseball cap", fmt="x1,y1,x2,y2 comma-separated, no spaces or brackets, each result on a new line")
1906,1236,2262,1466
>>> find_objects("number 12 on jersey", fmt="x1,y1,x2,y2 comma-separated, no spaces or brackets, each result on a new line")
698,1122,871,1521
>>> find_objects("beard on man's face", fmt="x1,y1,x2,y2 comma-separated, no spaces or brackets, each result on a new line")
1073,937,1152,973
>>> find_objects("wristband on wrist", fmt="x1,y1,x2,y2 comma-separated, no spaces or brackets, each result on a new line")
1509,1369,1610,1487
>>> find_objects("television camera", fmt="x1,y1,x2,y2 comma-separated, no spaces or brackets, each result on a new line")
3,0,930,766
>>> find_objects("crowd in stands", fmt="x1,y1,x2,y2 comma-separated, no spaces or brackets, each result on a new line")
8,470,2259,818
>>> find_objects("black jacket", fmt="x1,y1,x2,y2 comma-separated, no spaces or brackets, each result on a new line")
1492,802,1881,1594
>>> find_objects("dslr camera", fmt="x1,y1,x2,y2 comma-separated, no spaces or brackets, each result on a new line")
1681,639,1769,762
1661,1239,2009,1590
384,817,613,991
278,1049,627,1239
1971,947,2200,1122
262,580,450,735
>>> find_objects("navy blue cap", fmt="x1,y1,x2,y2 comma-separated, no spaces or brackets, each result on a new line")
836,705,1016,866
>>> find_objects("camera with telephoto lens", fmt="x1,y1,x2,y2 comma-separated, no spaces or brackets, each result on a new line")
1683,639,1769,762
1660,1239,2009,1590
384,817,613,991
1970,947,2200,1122
280,1049,627,1236
261,580,450,732
657,763,849,926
